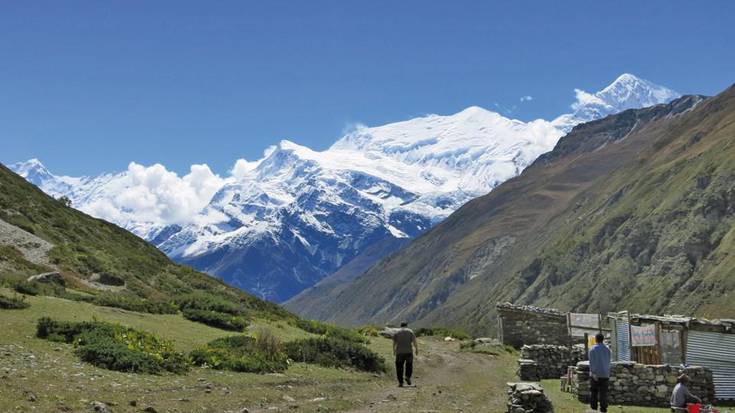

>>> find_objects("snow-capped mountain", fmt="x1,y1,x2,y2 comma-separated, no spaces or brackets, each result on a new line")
10,73,680,302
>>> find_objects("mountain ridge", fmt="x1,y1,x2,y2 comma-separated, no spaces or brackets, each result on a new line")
288,85,735,334
11,74,681,302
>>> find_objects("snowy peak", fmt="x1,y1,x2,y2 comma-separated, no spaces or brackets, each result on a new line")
594,73,680,112
552,73,680,131
10,158,55,186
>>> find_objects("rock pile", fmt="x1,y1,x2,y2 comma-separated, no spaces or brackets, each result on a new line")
518,344,586,380
569,361,715,407
507,382,554,413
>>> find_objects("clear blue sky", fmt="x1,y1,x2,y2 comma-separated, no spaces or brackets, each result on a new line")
2,1,734,176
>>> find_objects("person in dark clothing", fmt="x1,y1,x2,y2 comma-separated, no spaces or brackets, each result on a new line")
392,321,419,387
588,333,611,412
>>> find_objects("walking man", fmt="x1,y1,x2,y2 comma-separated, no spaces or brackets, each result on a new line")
589,333,611,412
392,321,419,387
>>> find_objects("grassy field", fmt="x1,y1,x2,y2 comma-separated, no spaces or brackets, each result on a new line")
1,291,676,412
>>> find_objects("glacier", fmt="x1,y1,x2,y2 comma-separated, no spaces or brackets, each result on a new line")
10,73,680,302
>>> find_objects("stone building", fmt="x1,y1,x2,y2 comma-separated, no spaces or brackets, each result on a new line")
497,303,571,349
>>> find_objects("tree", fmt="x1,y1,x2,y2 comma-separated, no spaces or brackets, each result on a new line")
57,196,72,208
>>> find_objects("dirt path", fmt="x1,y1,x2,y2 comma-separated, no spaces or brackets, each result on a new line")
346,339,515,413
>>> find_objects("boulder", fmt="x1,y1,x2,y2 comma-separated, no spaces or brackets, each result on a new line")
27,272,64,286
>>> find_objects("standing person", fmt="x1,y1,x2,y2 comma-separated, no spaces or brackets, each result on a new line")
392,322,419,387
670,374,702,412
588,333,611,413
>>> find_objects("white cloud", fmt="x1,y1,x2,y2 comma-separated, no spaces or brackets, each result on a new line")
571,88,608,111
231,159,260,179
80,162,228,227
341,122,368,135
520,95,534,102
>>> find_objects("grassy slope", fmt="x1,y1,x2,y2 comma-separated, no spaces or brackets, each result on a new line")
0,163,289,320
299,86,735,334
0,290,377,412
0,291,671,412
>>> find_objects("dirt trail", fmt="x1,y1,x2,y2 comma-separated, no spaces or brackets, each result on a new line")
346,339,514,413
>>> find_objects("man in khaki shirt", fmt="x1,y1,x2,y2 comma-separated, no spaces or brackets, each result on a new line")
392,322,419,387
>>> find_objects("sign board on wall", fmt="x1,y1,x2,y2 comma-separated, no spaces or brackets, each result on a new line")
631,324,657,347
569,313,601,338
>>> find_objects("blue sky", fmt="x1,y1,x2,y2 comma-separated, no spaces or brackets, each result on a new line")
2,1,734,176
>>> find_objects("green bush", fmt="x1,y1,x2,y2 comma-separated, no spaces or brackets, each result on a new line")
284,337,386,372
91,294,177,314
175,292,244,315
294,319,367,344
415,327,470,340
0,293,30,309
36,317,189,374
182,308,248,331
190,333,288,373
13,281,39,296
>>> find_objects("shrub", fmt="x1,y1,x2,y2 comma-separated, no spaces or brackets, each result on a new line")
36,317,189,374
415,327,470,340
284,337,386,373
13,281,39,296
294,319,367,344
174,292,244,316
252,327,282,360
0,293,30,309
190,333,288,373
357,325,381,337
91,294,177,314
182,308,248,331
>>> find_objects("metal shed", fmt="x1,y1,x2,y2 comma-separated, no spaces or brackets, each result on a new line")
609,313,735,400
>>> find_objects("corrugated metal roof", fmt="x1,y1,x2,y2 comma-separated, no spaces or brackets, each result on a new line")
686,330,735,400
628,314,735,330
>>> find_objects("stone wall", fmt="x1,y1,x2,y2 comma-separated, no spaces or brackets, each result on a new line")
507,382,554,413
497,303,570,349
568,361,715,407
518,344,586,381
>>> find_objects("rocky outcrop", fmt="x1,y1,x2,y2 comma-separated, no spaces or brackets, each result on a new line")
27,272,64,286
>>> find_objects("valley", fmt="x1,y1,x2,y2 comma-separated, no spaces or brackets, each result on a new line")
0,290,671,413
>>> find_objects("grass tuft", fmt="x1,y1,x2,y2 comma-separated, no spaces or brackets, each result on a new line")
190,332,288,373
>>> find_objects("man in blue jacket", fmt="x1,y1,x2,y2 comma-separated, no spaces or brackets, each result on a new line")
589,333,611,412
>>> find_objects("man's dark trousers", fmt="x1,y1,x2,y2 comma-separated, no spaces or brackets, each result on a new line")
395,353,413,385
590,377,609,412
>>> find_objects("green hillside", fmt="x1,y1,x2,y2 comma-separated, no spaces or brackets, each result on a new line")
294,85,735,334
0,162,288,319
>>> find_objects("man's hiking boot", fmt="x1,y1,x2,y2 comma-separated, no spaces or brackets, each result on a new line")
398,383,404,387
406,378,411,386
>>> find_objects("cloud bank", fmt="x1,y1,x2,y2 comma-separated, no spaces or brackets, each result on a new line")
81,162,227,227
